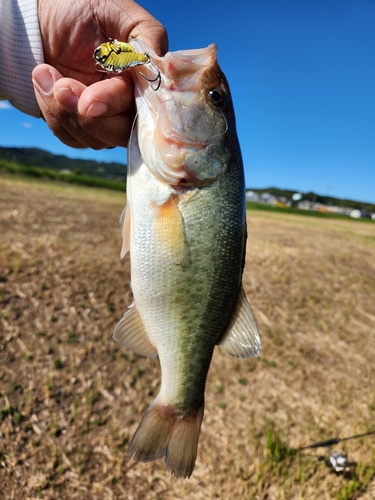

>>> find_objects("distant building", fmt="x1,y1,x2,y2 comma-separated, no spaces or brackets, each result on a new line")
246,190,260,202
260,192,277,204
350,209,362,219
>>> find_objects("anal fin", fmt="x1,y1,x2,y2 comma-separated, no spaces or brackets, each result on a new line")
218,286,261,358
113,302,158,358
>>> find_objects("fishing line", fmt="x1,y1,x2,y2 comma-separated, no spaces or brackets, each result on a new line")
85,0,147,45
106,0,147,43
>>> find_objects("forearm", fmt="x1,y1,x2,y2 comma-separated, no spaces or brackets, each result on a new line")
0,0,43,117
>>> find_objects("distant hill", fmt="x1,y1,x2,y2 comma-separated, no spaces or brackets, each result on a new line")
1,146,373,212
0,146,126,181
248,186,375,212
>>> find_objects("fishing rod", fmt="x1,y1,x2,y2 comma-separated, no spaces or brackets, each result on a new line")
296,429,375,451
294,429,375,472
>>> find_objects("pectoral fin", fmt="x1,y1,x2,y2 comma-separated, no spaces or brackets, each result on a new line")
218,286,261,358
155,194,188,265
113,302,158,358
120,204,131,259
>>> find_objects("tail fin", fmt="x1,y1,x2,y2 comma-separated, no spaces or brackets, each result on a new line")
128,397,204,478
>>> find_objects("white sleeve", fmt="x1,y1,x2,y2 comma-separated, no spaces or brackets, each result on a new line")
0,0,44,117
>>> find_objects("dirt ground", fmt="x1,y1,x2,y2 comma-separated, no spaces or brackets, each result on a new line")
1,175,375,500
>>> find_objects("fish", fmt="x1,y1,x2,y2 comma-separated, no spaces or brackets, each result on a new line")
113,39,261,479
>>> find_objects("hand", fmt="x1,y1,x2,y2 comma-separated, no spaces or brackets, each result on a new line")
33,0,168,149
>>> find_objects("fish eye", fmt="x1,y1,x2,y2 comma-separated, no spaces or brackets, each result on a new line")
94,48,102,58
208,87,227,108
96,53,108,63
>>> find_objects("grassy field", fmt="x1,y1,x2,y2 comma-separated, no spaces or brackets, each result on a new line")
1,175,375,500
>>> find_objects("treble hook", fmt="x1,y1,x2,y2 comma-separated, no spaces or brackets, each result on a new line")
139,56,161,91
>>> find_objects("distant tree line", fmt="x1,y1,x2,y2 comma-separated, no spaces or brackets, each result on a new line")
0,146,126,181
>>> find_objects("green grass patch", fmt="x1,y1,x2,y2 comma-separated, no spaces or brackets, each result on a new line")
0,159,126,191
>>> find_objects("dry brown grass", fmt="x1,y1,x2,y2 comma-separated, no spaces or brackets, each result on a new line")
1,174,375,500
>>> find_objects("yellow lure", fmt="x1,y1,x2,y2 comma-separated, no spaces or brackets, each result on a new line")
93,39,150,73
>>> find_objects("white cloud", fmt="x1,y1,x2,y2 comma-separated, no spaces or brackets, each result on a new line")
22,122,33,128
0,101,11,109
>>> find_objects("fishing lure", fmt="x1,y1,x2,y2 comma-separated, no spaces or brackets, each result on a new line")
93,39,161,90
94,39,148,72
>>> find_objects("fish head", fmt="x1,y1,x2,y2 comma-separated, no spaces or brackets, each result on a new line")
129,40,238,187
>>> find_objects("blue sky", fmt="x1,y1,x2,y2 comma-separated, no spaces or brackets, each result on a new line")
1,0,374,203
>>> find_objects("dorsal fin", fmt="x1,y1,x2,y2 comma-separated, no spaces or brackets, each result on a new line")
113,302,158,358
218,286,261,358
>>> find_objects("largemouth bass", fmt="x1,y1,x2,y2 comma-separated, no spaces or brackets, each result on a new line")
114,39,261,478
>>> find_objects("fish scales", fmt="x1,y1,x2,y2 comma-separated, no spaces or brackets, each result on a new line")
114,39,260,478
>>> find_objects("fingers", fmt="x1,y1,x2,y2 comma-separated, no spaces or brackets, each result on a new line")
32,64,135,149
